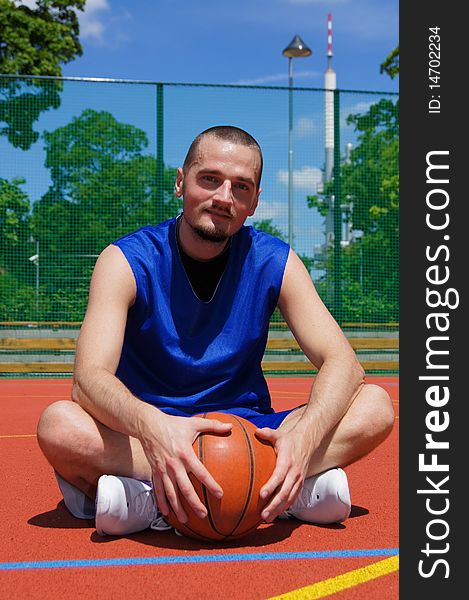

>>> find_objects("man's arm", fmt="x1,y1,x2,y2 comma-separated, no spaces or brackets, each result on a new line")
72,244,143,435
71,244,231,522
277,249,364,443
257,249,364,520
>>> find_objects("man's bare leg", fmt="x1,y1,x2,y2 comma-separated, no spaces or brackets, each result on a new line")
37,384,394,528
269,383,394,524
280,383,395,477
38,384,394,498
37,400,151,500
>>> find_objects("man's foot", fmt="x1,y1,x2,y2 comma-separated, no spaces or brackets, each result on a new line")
281,468,351,524
95,475,170,536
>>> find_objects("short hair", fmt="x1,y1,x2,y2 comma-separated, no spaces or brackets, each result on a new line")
183,125,263,188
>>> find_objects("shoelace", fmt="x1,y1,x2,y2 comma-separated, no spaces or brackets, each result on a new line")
133,486,173,532
150,514,173,532
136,488,173,532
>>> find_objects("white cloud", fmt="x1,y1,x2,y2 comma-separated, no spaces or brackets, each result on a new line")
347,101,375,114
294,116,316,137
79,0,111,42
277,166,323,191
14,0,38,7
251,200,286,221
230,70,320,86
340,100,375,128
14,0,112,43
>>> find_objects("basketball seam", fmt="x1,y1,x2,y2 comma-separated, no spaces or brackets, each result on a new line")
228,415,255,537
199,413,223,536
195,413,257,541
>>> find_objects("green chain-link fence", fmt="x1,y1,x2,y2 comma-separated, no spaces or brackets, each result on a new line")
0,75,399,375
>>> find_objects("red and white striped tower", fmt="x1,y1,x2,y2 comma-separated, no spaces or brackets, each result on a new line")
324,13,337,245
324,13,336,182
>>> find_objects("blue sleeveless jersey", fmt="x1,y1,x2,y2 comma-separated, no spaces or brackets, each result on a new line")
113,217,290,416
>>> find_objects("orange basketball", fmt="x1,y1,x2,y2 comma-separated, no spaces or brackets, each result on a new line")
167,412,276,542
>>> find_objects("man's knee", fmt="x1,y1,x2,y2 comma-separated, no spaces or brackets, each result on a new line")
37,400,94,463
38,400,71,444
358,383,395,441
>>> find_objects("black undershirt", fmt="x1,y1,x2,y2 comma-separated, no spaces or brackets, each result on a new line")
176,220,230,302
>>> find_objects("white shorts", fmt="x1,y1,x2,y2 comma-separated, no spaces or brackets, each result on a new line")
55,471,96,519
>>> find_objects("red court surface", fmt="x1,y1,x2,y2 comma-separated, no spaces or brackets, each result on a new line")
0,376,398,599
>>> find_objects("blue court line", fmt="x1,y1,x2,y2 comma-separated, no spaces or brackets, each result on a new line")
0,548,398,571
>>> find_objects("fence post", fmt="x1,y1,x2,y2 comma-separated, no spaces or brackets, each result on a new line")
333,89,342,322
156,82,164,221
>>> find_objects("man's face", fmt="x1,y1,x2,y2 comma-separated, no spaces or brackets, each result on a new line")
175,136,261,243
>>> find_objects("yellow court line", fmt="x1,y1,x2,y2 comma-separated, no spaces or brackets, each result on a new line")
268,555,399,599
0,434,37,439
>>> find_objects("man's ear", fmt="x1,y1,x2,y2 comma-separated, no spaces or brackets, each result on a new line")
174,168,184,197
248,187,261,217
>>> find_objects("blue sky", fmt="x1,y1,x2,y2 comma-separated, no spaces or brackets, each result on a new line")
6,0,398,259
64,0,399,93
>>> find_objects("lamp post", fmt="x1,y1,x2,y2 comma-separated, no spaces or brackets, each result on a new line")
282,35,312,248
28,238,39,318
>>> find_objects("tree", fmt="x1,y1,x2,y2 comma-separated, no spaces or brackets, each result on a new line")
252,216,314,286
30,109,180,318
0,77,62,148
38,109,180,251
0,176,37,319
380,46,399,79
340,98,399,237
0,176,31,274
0,0,85,149
0,0,84,75
307,96,399,322
0,269,38,320
252,219,285,240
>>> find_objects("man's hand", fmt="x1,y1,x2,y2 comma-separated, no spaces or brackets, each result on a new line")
138,412,232,524
255,419,315,523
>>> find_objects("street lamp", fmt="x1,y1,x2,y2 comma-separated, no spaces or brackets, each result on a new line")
282,35,312,248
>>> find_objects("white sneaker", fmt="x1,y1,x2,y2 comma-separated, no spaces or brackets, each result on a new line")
282,468,351,524
95,475,171,536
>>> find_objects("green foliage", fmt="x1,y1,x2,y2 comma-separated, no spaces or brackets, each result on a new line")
26,109,181,318
298,253,314,275
311,97,399,238
309,96,399,322
0,269,37,320
380,46,400,79
0,0,84,76
0,78,62,149
252,218,314,275
44,109,149,192
47,270,91,320
2,106,181,321
0,177,31,275
306,193,329,217
0,0,84,149
252,218,285,240
36,109,180,255
342,98,399,236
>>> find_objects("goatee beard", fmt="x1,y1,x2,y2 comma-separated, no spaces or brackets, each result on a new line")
191,224,229,243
